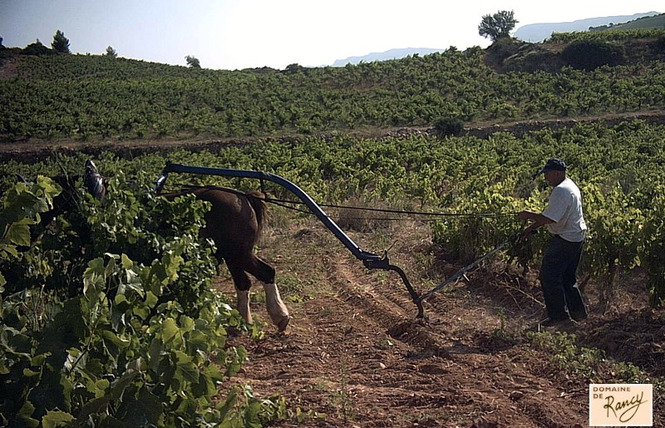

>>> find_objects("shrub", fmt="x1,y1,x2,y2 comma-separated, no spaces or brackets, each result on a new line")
0,173,280,426
485,37,524,63
22,41,53,56
640,188,665,307
433,116,464,138
561,39,626,70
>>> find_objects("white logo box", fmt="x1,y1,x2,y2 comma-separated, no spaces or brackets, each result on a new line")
589,384,653,427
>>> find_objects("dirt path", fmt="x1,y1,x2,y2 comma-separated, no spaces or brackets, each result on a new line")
216,216,661,427
2,110,665,163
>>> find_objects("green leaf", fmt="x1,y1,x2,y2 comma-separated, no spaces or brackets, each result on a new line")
60,375,74,411
42,410,75,428
174,350,200,384
102,330,130,349
133,305,150,320
179,315,194,333
145,291,158,308
109,369,140,401
147,338,164,371
17,400,39,427
161,318,179,344
121,253,133,269
217,389,238,422
84,257,107,299
94,379,110,398
4,220,32,246
78,396,111,421
114,293,128,306
22,368,40,377
122,388,164,426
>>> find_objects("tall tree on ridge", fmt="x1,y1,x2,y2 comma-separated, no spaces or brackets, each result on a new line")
478,10,518,43
52,30,70,53
185,55,201,68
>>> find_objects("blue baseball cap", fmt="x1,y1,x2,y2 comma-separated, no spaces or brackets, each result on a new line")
536,158,566,175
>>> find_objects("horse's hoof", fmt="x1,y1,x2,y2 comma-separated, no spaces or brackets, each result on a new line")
276,316,290,332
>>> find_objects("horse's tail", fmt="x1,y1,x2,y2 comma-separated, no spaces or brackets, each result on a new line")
246,191,268,234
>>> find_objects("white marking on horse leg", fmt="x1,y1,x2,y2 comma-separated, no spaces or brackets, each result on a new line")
236,289,253,325
262,282,290,331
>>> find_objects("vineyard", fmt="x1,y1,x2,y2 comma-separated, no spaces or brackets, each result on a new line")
2,30,665,142
1,30,665,427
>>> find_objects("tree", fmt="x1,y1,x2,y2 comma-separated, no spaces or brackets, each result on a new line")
284,63,305,74
478,10,517,43
52,30,70,53
105,46,118,58
24,39,52,56
185,55,201,68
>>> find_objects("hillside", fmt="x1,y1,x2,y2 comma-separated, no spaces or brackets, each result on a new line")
513,11,660,42
331,13,664,66
2,29,665,145
591,12,665,31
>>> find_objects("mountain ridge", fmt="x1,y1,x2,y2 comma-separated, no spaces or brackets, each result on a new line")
332,47,444,66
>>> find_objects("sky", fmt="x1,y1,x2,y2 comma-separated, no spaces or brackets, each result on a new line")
0,1,662,70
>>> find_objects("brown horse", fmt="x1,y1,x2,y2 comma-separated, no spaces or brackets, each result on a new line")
160,186,290,332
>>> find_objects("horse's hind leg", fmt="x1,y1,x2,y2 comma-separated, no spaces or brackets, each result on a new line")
262,283,290,332
244,255,290,332
226,261,253,325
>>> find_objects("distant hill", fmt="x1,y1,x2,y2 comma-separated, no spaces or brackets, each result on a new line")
596,12,665,31
332,47,443,66
514,12,660,42
333,12,662,66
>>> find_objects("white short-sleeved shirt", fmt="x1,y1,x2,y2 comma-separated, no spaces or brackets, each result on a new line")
542,177,587,242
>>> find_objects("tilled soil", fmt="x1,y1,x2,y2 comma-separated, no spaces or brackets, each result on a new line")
219,216,663,427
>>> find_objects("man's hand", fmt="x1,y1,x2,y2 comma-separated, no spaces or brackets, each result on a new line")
517,211,540,241
519,228,536,240
517,210,534,221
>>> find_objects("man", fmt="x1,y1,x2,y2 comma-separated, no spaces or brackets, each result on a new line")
518,158,588,326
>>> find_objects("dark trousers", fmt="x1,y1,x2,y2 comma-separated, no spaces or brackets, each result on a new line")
539,235,587,321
